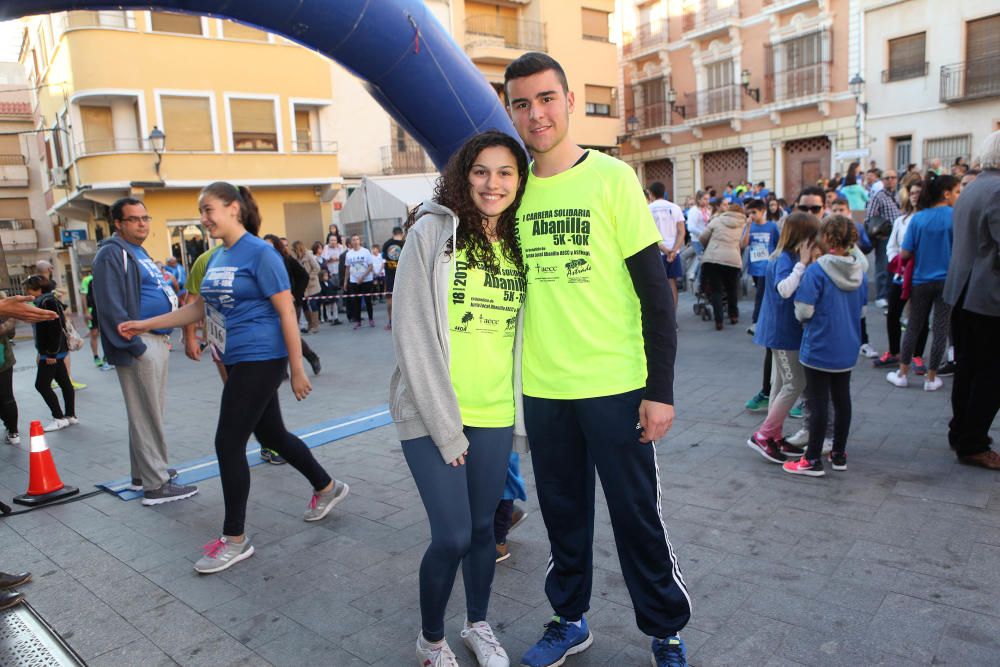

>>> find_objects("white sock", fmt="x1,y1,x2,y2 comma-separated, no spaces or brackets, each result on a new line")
569,619,583,628
419,635,444,649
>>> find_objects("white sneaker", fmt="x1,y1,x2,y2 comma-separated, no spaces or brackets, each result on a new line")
859,343,879,359
43,418,70,432
786,428,809,447
4,431,19,445
924,377,944,392
66,416,79,425
822,438,833,455
461,621,509,667
886,370,908,388
416,634,459,667
875,298,888,308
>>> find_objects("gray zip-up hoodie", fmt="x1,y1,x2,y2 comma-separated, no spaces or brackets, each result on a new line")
794,252,865,322
388,201,528,463
91,235,150,365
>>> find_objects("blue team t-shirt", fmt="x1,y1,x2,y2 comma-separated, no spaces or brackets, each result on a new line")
795,261,867,372
753,251,802,350
901,206,953,285
199,234,291,365
747,221,780,277
124,241,175,334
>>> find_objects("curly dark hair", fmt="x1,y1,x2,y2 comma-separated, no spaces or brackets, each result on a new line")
821,214,858,251
410,131,528,274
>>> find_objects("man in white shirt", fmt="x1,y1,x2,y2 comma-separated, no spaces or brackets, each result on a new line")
648,181,686,306
343,235,375,328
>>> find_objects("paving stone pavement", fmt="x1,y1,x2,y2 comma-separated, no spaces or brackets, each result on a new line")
1,295,998,667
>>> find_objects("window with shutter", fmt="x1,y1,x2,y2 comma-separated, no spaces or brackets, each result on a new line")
80,106,114,154
222,20,269,42
230,99,278,152
887,33,925,82
966,14,1000,97
585,85,615,117
150,11,203,35
161,96,214,151
581,8,610,42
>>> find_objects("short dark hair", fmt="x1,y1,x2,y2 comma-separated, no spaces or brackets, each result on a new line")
757,181,766,187
797,186,826,203
503,52,569,104
24,274,54,293
392,226,403,236
648,181,666,199
832,197,849,208
745,199,765,211
110,197,145,225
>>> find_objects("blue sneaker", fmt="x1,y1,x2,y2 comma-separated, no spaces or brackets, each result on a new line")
651,636,687,666
520,615,592,667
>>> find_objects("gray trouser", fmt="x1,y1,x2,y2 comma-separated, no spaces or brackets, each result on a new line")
901,280,951,372
115,334,171,490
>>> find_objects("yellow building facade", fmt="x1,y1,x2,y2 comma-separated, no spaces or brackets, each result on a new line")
19,9,341,279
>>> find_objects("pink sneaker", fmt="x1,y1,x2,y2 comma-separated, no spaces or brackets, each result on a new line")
369,319,375,327
352,322,361,330
746,432,786,464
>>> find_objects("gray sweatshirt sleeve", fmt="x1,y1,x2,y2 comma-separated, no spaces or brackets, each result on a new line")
391,225,469,463
92,246,147,358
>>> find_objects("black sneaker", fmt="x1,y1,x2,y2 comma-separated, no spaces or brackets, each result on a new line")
829,452,847,471
142,481,198,506
330,319,342,326
305,353,322,376
260,448,286,465
937,362,956,377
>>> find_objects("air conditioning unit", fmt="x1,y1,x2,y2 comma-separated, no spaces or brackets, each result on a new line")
50,167,68,187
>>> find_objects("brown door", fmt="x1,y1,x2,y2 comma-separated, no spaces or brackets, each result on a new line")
783,136,831,198
702,149,747,193
644,158,674,196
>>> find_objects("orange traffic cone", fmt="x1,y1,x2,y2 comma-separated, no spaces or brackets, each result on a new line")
13,421,78,506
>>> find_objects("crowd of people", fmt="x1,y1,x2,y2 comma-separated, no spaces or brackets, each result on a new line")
2,48,998,667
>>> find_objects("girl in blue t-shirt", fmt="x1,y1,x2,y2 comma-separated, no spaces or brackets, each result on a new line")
746,212,820,464
784,216,867,477
119,182,348,575
886,173,962,392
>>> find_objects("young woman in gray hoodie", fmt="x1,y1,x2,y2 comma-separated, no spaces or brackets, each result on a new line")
389,131,529,667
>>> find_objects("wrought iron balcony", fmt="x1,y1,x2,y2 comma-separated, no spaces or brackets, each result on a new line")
764,62,831,104
685,84,741,121
380,145,432,175
624,19,668,58
0,154,29,187
682,1,739,37
625,101,670,134
465,15,546,53
940,56,1000,104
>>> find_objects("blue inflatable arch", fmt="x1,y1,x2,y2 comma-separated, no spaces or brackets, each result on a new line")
0,0,518,169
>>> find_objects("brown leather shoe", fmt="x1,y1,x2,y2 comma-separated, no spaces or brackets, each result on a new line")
0,571,30,590
959,449,1000,470
0,589,23,611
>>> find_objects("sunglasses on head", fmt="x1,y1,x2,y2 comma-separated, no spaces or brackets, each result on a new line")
797,205,823,214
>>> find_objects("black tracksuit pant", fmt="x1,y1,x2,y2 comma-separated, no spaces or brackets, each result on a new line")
524,388,691,638
948,292,1000,458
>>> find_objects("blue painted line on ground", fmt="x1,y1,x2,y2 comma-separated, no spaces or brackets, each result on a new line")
96,404,392,501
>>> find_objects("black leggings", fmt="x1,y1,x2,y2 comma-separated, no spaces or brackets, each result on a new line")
700,262,740,324
751,275,766,324
761,348,772,397
346,282,374,322
803,366,851,461
216,358,332,536
34,359,74,419
885,281,928,357
0,368,18,434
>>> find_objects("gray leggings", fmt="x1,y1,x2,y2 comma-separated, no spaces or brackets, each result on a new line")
403,426,513,642
901,280,951,371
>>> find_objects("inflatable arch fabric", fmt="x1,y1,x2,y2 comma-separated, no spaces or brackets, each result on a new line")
0,0,519,169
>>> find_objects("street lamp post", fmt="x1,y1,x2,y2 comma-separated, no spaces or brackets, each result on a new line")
849,74,866,150
149,126,166,180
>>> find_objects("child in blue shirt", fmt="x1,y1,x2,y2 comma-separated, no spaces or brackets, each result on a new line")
784,215,867,477
746,212,820,464
745,199,780,330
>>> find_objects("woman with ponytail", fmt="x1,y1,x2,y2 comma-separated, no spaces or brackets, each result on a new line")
886,173,962,391
119,182,348,574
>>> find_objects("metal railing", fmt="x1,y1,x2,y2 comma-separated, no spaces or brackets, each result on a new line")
764,62,831,103
75,138,151,155
881,61,928,83
465,15,546,52
380,145,432,175
624,19,668,56
627,101,670,131
53,10,135,32
683,1,739,33
0,154,27,166
940,55,1000,103
293,140,339,153
685,84,741,120
0,219,34,230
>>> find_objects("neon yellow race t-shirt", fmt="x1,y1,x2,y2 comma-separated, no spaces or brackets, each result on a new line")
448,246,525,427
515,151,662,399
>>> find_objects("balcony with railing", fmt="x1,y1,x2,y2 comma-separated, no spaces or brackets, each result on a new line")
685,84,741,123
626,101,671,135
940,56,1000,104
293,140,339,154
764,62,831,105
882,61,928,83
381,145,433,175
464,15,546,65
682,2,739,39
0,220,38,251
75,138,152,156
623,19,669,59
0,154,29,188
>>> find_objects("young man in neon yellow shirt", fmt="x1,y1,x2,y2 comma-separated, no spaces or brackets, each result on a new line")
505,53,691,667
